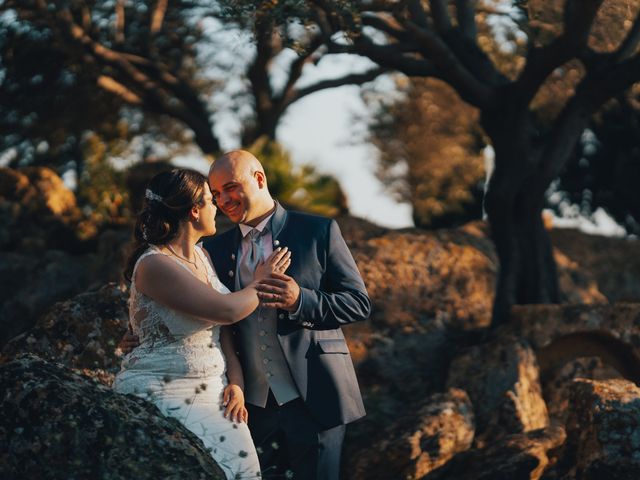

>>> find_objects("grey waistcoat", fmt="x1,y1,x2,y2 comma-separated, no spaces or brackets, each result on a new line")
235,228,299,407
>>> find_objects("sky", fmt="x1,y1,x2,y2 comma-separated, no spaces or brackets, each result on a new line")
277,86,414,229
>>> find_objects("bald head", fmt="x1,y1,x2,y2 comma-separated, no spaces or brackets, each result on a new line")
210,150,264,179
208,150,274,225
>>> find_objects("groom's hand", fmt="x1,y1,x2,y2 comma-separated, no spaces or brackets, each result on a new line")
256,272,300,312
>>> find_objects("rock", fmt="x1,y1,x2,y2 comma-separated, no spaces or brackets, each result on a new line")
425,426,566,480
346,388,475,480
0,251,99,346
510,304,640,385
446,336,549,444
560,379,640,479
542,357,622,425
0,354,225,479
550,228,640,303
353,228,497,332
2,284,129,386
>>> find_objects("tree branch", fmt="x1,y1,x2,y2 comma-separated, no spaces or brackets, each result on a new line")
278,34,325,102
540,52,640,185
614,12,640,62
429,0,452,32
361,13,414,43
455,0,477,40
289,66,388,104
515,0,604,107
115,0,125,44
398,18,495,107
150,0,168,35
407,0,428,28
50,6,220,153
97,75,143,104
329,38,439,77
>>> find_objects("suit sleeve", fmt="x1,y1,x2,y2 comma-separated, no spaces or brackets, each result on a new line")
292,219,372,330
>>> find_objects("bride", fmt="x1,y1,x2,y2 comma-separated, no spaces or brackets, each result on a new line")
113,168,290,479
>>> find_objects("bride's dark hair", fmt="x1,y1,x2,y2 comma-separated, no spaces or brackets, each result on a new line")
124,168,208,282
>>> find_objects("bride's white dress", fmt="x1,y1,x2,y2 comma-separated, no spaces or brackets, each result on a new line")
113,246,261,479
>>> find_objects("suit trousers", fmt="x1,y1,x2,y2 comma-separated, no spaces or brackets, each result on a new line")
247,391,346,480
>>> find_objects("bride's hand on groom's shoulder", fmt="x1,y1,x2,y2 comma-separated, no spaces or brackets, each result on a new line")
222,384,248,423
253,247,291,282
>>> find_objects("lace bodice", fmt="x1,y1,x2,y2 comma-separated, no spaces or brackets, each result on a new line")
121,245,231,377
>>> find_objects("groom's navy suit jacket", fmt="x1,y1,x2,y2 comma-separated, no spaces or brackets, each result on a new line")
203,203,370,428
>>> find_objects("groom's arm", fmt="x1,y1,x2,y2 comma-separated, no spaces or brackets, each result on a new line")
295,219,371,329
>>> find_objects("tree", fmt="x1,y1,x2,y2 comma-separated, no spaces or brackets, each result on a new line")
245,0,640,326
2,0,386,158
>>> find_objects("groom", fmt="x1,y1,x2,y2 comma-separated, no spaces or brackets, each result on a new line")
205,150,370,480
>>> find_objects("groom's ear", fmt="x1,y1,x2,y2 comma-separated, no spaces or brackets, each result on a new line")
255,171,267,189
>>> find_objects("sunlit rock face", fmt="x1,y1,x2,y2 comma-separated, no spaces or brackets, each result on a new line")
446,335,550,445
425,426,566,480
559,379,640,480
1,284,129,386
0,354,225,480
346,388,475,480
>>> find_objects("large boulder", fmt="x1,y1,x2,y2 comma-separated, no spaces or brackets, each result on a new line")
2,284,129,386
346,388,475,480
550,228,640,303
510,304,640,386
352,226,497,332
542,356,623,425
0,354,225,479
559,379,640,479
425,426,566,480
0,251,101,346
446,336,549,444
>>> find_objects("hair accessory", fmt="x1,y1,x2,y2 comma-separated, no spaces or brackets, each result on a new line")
145,189,163,203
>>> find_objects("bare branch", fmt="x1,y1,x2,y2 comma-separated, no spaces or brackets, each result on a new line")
407,0,428,28
115,0,125,44
455,0,477,40
289,67,388,104
399,18,495,106
278,35,325,102
614,12,640,62
329,38,438,77
361,13,414,42
515,0,604,107
150,0,169,35
50,7,219,152
541,53,640,183
429,0,452,32
97,75,142,104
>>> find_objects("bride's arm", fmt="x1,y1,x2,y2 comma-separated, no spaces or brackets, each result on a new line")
135,254,258,324
220,326,248,423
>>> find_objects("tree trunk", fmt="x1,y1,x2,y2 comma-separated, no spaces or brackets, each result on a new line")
483,109,561,328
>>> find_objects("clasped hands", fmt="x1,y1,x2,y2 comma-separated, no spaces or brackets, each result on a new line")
254,247,300,312
256,272,300,312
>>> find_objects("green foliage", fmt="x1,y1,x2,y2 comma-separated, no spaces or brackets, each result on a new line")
75,133,132,232
248,137,347,217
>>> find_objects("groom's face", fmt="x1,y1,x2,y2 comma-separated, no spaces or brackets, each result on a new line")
209,166,258,224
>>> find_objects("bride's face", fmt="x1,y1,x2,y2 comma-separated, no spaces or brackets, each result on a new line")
197,183,217,236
